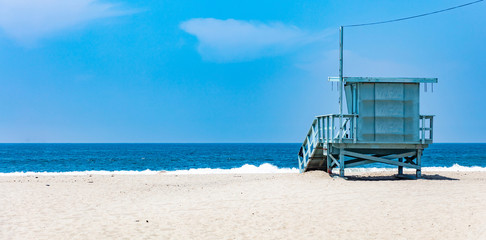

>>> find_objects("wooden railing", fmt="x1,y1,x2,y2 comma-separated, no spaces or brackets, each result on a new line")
315,114,358,144
298,114,357,172
420,115,434,144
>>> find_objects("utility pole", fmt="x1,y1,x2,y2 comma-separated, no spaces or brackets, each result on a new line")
339,26,343,142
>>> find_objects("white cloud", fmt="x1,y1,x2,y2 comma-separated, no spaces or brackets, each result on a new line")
0,0,135,46
180,18,328,62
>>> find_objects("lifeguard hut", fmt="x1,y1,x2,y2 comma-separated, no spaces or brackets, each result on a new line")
298,27,437,178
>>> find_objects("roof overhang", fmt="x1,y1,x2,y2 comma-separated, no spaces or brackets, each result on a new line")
328,77,438,83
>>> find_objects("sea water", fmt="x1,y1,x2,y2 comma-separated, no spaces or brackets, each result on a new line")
0,143,485,175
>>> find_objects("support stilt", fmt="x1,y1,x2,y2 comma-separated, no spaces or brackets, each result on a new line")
398,158,403,175
339,148,344,177
416,149,422,178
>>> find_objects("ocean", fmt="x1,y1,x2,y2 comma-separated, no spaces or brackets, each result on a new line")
0,143,485,175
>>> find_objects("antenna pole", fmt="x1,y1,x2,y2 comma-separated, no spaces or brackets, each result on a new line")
339,26,343,142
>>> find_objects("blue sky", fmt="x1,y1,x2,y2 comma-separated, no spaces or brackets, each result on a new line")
0,0,484,143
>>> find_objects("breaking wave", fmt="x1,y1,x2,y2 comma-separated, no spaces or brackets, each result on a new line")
0,163,298,176
1,163,485,176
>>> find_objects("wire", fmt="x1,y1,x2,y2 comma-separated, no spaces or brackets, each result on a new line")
343,0,484,28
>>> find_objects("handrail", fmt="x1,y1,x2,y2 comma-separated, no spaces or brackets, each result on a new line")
298,114,357,172
318,114,357,143
316,114,357,118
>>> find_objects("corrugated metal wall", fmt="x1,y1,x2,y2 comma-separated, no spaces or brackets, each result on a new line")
346,82,419,143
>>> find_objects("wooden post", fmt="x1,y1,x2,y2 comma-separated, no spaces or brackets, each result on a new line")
398,158,403,175
430,117,434,141
339,148,345,177
416,149,422,178
326,144,331,174
421,116,426,144
339,26,344,144
326,116,329,143
331,116,334,143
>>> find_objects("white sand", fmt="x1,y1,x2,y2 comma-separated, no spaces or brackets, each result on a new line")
1,171,486,239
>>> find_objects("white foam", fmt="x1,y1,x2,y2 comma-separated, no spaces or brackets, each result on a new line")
0,163,299,176
165,163,298,175
0,163,485,176
0,169,160,177
423,163,486,172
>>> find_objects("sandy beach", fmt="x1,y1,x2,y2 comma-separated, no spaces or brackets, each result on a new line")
1,171,485,239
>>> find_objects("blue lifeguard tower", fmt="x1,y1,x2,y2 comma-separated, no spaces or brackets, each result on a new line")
298,27,437,178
